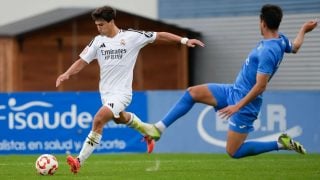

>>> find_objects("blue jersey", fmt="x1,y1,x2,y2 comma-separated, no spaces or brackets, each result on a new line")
208,33,293,133
233,33,292,96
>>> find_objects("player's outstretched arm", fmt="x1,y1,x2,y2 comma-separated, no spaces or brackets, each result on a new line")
292,19,318,53
56,59,88,87
155,32,205,48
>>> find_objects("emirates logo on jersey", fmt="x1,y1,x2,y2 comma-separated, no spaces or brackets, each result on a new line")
101,49,127,60
120,39,126,46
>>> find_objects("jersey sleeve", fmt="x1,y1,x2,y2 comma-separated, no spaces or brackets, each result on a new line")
129,29,157,48
280,33,293,53
79,37,98,63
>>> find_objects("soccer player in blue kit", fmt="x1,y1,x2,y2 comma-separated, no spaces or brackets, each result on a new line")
139,4,318,157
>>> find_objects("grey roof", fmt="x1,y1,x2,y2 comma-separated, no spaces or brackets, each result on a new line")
0,8,93,36
0,7,201,37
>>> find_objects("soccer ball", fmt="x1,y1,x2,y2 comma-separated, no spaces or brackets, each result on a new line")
35,154,58,175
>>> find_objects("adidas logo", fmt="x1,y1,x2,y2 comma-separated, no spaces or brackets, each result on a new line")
108,103,114,108
86,140,94,146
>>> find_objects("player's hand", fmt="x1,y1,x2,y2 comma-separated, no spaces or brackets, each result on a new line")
302,19,318,33
218,105,240,120
56,74,69,87
186,39,205,48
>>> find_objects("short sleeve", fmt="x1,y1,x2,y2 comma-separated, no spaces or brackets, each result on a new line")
79,37,98,63
128,29,157,48
279,33,292,53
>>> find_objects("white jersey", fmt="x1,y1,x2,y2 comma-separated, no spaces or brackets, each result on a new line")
80,29,157,96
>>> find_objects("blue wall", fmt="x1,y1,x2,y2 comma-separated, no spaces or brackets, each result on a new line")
148,90,320,153
159,0,320,18
0,91,319,154
0,92,148,154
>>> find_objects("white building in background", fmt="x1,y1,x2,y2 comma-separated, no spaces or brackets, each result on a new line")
0,0,158,26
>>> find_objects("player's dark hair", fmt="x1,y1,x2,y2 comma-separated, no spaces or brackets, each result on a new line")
260,4,283,30
91,6,116,22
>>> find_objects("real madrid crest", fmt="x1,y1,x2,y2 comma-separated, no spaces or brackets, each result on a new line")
120,39,126,46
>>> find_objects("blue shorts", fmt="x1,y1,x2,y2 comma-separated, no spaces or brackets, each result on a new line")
207,83,262,133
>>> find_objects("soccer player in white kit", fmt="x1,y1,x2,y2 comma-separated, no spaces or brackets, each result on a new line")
55,6,204,174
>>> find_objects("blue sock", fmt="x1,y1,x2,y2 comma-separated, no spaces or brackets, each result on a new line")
161,91,195,127
232,141,278,159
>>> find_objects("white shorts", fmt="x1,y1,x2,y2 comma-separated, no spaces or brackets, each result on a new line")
100,93,132,118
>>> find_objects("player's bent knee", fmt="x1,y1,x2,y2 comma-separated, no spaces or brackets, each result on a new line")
226,147,241,159
226,149,235,158
113,118,126,124
226,151,241,159
113,119,121,124
187,87,199,100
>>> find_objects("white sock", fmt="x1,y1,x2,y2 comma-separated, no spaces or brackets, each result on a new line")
78,131,102,165
126,113,135,127
277,142,284,149
154,121,166,133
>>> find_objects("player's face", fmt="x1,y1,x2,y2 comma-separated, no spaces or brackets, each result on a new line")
95,20,113,35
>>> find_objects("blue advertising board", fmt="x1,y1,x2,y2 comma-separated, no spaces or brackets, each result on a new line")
147,91,320,153
1,90,319,154
0,92,148,154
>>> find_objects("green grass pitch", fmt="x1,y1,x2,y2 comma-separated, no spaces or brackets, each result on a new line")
0,153,319,179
